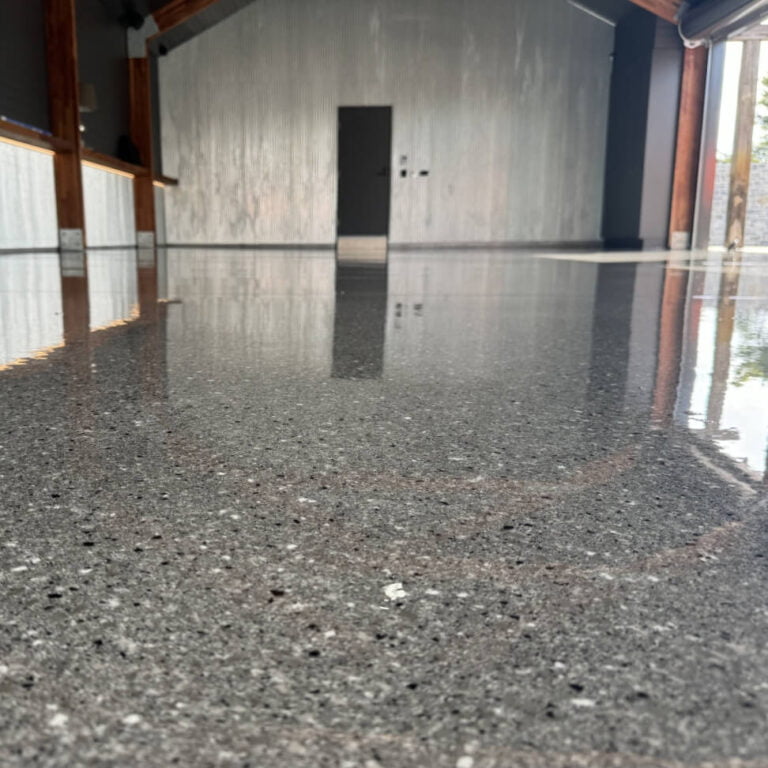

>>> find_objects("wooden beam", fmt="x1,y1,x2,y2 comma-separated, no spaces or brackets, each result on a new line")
152,0,222,35
44,0,85,248
0,118,72,153
669,46,708,249
726,40,761,249
129,57,156,240
154,174,179,187
651,264,689,425
731,26,768,41
627,0,681,24
81,148,148,178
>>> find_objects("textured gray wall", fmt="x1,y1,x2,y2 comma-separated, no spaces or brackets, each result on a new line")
159,0,614,246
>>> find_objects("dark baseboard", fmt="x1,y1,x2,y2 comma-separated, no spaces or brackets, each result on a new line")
603,238,644,251
165,243,336,250
389,240,603,251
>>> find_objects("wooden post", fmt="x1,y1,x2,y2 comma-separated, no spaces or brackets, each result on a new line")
669,46,708,250
129,57,156,246
726,41,760,249
44,0,85,250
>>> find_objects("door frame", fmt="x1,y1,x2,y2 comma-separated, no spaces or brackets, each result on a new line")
335,105,393,253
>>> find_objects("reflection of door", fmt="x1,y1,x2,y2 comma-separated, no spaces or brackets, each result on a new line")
337,107,392,237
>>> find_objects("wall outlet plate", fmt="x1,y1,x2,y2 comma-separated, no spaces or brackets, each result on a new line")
137,231,156,248
60,251,86,277
137,248,155,268
59,229,84,251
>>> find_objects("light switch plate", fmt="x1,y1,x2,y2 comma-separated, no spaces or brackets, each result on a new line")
137,231,156,249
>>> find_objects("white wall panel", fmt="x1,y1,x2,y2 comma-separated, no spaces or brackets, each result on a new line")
82,164,137,248
160,0,613,246
0,141,58,250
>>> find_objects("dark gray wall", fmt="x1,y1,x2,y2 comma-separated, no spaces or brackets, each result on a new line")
639,21,682,249
0,0,50,130
602,9,683,249
77,0,130,158
602,8,656,249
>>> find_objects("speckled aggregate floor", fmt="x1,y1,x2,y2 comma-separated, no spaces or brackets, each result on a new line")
1,247,767,767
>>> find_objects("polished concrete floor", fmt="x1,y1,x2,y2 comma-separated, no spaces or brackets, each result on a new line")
1,247,767,767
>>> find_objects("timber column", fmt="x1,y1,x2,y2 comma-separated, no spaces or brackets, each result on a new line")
45,0,86,251
128,43,157,248
726,40,761,249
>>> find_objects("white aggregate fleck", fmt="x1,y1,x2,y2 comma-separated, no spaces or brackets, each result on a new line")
49,713,69,728
571,698,596,707
383,582,407,601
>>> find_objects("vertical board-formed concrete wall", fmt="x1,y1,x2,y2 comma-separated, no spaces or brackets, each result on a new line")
0,142,58,251
160,0,614,246
82,165,137,248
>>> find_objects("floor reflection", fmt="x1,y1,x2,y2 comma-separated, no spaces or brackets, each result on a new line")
0,252,63,369
332,263,387,379
0,246,766,482
87,249,139,331
672,252,768,480
165,249,336,382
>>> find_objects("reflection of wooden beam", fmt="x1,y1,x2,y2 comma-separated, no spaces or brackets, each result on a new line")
152,0,222,34
669,47,708,249
726,41,761,248
44,0,85,246
627,0,681,23
652,264,689,424
129,58,156,241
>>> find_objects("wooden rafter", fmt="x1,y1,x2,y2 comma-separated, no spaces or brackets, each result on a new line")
627,0,682,24
44,0,86,242
152,0,223,35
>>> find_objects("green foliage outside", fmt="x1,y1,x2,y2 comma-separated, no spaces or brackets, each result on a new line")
732,314,768,387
